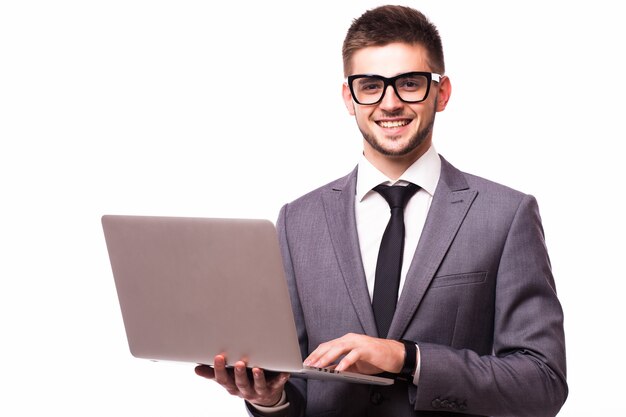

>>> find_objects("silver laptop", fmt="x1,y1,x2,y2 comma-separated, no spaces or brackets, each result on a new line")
101,215,393,386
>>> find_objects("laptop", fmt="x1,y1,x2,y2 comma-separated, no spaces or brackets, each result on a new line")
101,215,393,386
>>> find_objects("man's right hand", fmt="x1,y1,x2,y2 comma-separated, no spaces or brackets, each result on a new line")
195,355,289,407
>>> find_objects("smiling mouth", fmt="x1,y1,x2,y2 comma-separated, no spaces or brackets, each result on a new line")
376,119,410,128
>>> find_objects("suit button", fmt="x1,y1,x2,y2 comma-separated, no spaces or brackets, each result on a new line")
370,391,383,405
431,398,442,409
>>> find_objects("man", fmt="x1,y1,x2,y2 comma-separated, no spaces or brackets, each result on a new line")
196,5,568,417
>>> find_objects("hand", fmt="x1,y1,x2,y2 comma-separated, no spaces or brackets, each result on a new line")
303,333,405,375
195,355,289,407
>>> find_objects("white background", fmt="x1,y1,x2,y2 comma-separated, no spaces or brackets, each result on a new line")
1,1,624,415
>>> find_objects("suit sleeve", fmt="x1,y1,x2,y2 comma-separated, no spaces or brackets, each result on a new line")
413,195,568,417
246,204,308,417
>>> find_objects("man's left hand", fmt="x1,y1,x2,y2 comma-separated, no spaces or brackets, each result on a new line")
303,333,405,375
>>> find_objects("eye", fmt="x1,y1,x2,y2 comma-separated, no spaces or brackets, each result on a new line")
357,79,384,94
397,75,426,92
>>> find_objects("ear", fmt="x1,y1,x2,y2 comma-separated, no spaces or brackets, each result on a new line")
436,75,452,112
342,82,356,115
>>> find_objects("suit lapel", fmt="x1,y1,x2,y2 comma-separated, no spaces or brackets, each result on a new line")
321,167,379,337
388,157,478,339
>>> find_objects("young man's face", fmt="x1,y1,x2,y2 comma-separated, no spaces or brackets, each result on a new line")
342,42,450,163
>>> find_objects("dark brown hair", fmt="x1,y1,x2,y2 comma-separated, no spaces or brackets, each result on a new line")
342,5,445,76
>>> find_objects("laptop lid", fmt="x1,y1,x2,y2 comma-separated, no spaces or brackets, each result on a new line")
101,215,393,386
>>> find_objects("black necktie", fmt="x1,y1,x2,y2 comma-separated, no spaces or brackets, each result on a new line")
372,183,420,338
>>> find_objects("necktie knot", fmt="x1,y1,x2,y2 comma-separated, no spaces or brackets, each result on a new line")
373,183,420,210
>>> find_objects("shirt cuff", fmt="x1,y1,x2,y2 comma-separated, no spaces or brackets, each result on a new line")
412,344,421,386
248,390,289,415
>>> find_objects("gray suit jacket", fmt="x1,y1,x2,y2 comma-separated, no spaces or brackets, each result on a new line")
250,156,567,417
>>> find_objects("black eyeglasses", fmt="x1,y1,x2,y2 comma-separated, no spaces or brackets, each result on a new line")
346,71,441,105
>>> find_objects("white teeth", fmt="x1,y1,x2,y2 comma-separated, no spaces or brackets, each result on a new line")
378,120,409,128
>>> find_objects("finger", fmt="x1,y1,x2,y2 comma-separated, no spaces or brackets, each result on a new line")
195,364,215,379
213,355,234,387
250,369,289,393
305,339,342,367
251,368,268,393
314,339,356,368
303,345,326,366
252,369,290,406
335,348,361,372
270,372,291,390
265,371,291,390
234,362,256,398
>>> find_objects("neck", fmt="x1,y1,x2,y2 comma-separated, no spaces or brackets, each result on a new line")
363,144,430,181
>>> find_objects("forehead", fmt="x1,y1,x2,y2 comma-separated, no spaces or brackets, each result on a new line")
350,42,432,77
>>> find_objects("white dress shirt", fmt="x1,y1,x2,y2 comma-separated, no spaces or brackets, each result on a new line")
355,145,441,302
355,145,441,386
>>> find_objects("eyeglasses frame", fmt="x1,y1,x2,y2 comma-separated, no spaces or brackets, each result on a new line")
346,71,442,105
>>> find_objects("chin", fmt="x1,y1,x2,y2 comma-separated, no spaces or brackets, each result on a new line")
378,137,422,156
361,124,429,158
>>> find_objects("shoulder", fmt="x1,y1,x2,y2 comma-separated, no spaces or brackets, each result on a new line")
440,155,533,203
283,168,356,209
276,168,356,234
438,156,543,227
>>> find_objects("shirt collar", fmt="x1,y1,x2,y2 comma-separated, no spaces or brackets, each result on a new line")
356,145,441,202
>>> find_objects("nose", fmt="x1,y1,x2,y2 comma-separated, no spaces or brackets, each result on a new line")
378,84,403,112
